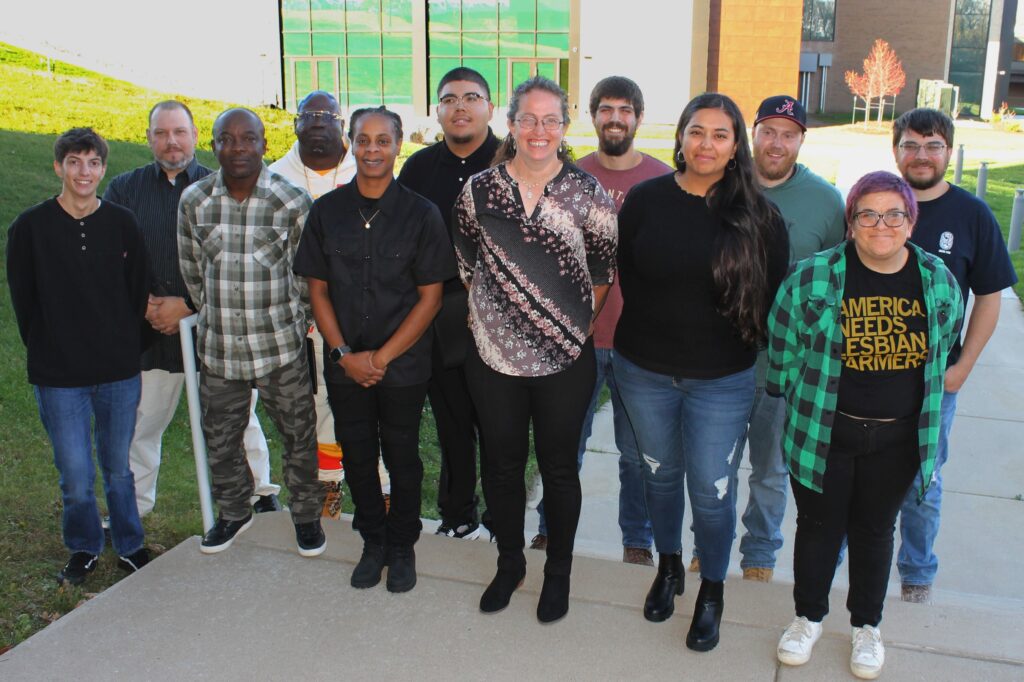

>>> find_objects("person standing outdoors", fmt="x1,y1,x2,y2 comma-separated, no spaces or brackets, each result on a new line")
531,76,667,566
178,108,325,556
891,108,1017,603
8,127,151,584
105,100,281,519
398,67,500,541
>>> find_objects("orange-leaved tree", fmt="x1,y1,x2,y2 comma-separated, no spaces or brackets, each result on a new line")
845,39,906,125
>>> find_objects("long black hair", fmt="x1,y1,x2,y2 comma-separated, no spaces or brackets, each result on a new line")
491,75,574,166
674,93,782,347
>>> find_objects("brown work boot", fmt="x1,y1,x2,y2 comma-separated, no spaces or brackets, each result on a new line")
529,533,548,551
623,547,655,566
688,556,700,573
901,583,932,603
743,567,773,582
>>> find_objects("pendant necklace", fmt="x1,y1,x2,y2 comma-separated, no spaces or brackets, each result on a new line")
302,164,340,199
359,208,381,229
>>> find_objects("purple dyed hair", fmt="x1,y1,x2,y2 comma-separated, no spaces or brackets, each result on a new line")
845,171,918,235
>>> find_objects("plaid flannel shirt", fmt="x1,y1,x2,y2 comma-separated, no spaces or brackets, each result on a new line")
178,166,312,380
766,241,963,497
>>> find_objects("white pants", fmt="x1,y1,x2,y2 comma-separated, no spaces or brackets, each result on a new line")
129,369,280,516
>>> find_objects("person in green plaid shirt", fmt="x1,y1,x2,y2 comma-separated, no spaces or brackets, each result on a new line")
767,171,963,680
178,108,326,557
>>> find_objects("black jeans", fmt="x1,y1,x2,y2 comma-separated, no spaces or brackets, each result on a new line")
465,340,596,576
791,412,920,627
326,381,428,547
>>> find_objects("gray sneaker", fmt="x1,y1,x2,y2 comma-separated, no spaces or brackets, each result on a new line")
901,583,932,603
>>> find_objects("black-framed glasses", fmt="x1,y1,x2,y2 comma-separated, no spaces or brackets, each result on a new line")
897,141,947,156
515,115,564,132
438,92,488,107
296,111,342,124
854,210,909,229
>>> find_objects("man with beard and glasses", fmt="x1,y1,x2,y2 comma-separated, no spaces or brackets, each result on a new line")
693,95,846,583
398,67,500,541
271,91,386,520
105,101,280,520
891,108,1016,604
530,76,669,566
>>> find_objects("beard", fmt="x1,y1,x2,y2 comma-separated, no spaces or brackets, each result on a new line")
904,162,945,190
754,149,796,182
446,132,476,146
155,153,192,172
598,124,636,157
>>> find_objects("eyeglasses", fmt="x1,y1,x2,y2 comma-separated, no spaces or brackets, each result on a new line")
438,92,488,107
296,111,342,124
515,115,564,132
897,141,947,156
854,210,909,229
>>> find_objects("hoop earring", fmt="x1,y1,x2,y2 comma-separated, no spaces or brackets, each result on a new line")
727,157,737,171
675,149,684,164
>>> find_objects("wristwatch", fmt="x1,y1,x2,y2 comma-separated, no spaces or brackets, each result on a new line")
329,344,352,364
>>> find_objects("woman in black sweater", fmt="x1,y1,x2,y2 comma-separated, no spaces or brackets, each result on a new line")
612,93,789,651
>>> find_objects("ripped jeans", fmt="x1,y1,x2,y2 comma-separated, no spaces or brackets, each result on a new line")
612,353,753,582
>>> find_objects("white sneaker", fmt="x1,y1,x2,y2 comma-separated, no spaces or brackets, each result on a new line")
777,616,823,666
850,625,885,679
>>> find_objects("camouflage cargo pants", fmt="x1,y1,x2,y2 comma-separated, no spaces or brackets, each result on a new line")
200,354,324,523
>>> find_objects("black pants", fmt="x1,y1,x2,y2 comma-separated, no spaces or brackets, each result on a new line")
465,340,596,576
326,381,428,547
791,412,920,627
429,336,487,527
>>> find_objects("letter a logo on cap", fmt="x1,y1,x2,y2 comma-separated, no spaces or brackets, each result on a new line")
776,99,796,117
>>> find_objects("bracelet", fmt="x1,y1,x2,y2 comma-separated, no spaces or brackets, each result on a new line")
368,352,381,371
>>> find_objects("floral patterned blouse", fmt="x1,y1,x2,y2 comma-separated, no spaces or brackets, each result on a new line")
453,162,618,377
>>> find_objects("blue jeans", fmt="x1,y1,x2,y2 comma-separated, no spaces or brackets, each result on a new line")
537,348,653,549
613,353,754,582
34,376,145,557
897,390,957,585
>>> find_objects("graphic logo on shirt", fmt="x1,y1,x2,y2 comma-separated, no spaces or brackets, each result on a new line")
841,296,928,371
939,231,954,253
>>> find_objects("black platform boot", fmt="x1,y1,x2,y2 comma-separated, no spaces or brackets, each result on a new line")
643,552,684,622
685,578,724,652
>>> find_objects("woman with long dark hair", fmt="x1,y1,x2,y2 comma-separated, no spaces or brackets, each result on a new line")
453,76,617,623
612,93,789,650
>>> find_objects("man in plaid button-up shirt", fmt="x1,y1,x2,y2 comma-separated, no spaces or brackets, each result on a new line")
178,108,325,556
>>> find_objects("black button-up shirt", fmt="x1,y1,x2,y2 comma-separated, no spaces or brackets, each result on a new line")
104,157,211,372
293,179,456,387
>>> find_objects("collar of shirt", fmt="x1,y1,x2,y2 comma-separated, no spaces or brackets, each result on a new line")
438,128,499,167
344,176,402,218
210,164,273,200
147,156,204,187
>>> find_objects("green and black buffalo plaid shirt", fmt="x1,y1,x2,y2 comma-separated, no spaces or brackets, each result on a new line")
766,241,963,497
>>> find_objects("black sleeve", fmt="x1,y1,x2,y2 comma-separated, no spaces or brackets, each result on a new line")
6,212,35,346
413,202,458,285
121,209,152,320
292,200,331,281
616,184,642,291
765,210,791,300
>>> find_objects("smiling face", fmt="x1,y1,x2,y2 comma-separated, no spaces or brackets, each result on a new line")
592,96,641,157
752,117,803,184
509,89,565,165
850,190,914,269
212,110,267,182
678,107,737,181
894,128,952,191
147,105,197,173
351,112,401,180
54,149,106,199
437,79,494,146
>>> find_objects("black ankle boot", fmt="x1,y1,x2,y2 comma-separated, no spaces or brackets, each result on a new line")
480,566,526,613
644,552,684,622
686,578,724,652
537,573,570,623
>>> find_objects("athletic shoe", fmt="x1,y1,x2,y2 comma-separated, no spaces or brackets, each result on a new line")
777,616,823,666
252,494,282,514
435,521,481,540
295,520,327,557
57,552,98,586
901,583,931,603
850,625,885,679
200,515,253,554
117,548,151,573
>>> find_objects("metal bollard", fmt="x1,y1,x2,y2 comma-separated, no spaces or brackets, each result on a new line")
975,161,988,199
1009,188,1023,252
954,144,964,185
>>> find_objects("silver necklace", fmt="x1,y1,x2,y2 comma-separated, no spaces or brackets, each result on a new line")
508,162,559,201
358,208,381,229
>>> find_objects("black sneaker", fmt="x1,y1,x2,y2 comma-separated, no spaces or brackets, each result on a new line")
252,494,282,514
386,545,417,593
118,547,151,573
351,542,386,588
57,552,98,586
435,520,481,540
295,520,326,557
200,514,253,554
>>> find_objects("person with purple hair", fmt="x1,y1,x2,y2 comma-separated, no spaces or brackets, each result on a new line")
767,171,964,679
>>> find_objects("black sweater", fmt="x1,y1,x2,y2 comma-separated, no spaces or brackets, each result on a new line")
614,173,789,379
7,198,150,387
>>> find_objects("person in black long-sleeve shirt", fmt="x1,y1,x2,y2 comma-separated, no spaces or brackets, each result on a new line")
6,127,151,586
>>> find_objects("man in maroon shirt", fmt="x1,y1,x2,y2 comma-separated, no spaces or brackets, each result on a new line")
531,76,671,565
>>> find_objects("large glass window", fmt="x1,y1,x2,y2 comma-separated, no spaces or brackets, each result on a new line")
948,0,992,116
802,0,836,42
